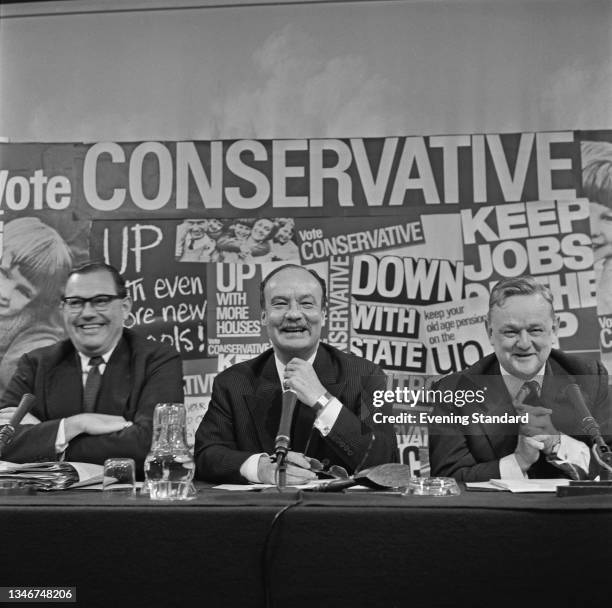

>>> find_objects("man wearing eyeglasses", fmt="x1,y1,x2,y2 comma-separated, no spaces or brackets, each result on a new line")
0,262,183,472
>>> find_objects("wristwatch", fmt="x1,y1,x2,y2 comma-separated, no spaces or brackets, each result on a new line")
549,434,562,457
313,391,333,413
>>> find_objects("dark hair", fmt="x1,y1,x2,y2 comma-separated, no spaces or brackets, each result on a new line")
259,264,327,308
251,217,277,242
232,218,256,228
488,275,554,322
66,262,128,298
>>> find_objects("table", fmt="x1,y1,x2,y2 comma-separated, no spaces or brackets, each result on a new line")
1,484,611,608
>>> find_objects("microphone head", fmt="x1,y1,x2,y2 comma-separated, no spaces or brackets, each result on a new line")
564,383,602,438
20,393,36,409
8,393,37,426
282,389,298,407
565,382,581,397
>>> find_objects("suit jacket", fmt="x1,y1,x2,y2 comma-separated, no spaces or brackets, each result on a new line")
428,350,611,482
0,329,184,472
194,343,398,483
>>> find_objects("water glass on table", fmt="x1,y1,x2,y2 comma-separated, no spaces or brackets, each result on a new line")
103,458,136,497
143,403,196,501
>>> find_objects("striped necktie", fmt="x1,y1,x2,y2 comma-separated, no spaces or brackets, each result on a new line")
83,356,104,412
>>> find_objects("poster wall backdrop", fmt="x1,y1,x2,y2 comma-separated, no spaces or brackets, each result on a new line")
1,129,610,475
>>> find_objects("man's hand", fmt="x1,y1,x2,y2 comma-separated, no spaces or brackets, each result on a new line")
257,451,317,485
516,403,560,454
514,434,544,472
282,358,326,407
64,414,133,442
0,407,41,426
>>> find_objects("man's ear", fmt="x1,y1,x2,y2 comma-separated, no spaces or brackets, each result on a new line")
261,308,268,328
121,296,133,320
484,319,493,344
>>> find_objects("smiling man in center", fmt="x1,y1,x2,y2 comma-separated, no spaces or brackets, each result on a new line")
195,264,397,484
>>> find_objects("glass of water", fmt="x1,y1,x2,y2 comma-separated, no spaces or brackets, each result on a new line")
144,403,196,501
103,458,136,497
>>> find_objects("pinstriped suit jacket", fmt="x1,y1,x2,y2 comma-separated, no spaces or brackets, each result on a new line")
194,343,398,483
429,350,611,482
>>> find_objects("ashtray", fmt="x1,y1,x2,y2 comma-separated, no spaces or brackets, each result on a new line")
405,477,460,496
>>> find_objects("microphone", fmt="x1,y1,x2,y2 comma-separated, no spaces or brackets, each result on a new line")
565,383,608,449
274,389,297,460
565,383,612,480
0,393,36,457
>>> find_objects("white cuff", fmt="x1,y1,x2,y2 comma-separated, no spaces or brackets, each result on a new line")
499,454,528,479
55,418,69,455
548,434,590,473
240,453,267,483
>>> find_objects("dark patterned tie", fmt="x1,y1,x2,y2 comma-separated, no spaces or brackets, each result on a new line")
521,380,541,406
83,356,104,413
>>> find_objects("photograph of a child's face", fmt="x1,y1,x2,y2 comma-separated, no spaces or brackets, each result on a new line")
0,217,74,396
582,140,612,316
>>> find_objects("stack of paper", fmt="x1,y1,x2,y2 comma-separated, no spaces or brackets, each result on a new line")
0,461,103,491
466,478,570,493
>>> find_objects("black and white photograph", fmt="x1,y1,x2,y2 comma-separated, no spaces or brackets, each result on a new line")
1,1,612,606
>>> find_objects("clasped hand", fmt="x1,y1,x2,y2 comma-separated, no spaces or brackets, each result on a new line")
282,358,326,407
257,451,318,485
515,403,561,466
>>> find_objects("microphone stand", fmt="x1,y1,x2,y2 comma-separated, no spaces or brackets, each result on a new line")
273,389,297,491
275,451,288,490
591,443,612,480
556,383,612,496
557,444,612,496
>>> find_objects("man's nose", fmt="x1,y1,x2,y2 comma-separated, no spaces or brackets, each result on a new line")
79,301,98,316
516,330,531,349
285,301,303,319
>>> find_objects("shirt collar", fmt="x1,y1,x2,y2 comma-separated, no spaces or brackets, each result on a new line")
499,361,546,399
274,346,318,385
77,340,120,370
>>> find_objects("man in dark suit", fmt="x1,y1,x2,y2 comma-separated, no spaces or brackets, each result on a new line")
195,264,397,484
429,276,611,482
0,262,183,473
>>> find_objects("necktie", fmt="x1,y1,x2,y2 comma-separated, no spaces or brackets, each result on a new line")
516,380,540,407
523,380,540,403
83,356,104,413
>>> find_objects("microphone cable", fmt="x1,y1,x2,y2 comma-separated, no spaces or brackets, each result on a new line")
261,490,305,608
353,431,375,476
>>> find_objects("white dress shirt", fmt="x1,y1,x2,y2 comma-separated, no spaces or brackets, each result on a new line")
239,349,342,483
498,364,590,479
54,347,116,454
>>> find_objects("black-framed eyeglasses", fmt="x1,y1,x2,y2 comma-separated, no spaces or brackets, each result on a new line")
61,294,124,312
